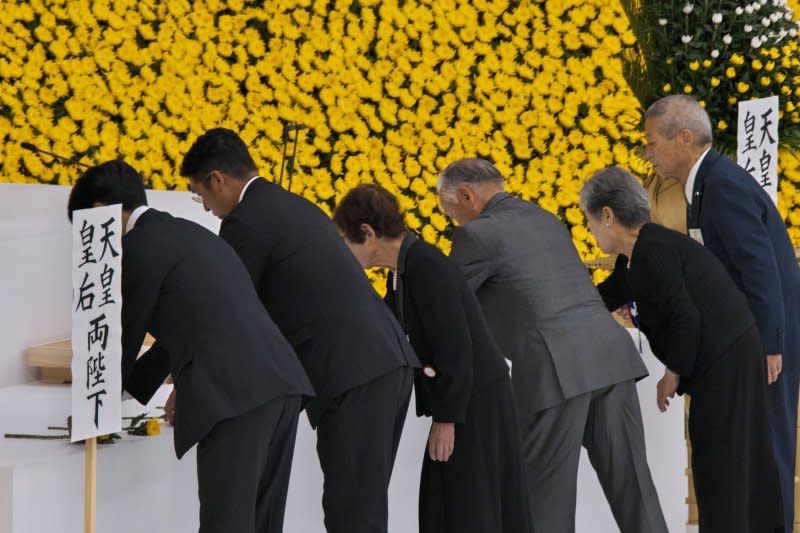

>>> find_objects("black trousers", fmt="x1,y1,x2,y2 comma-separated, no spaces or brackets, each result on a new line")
689,326,783,532
419,377,532,533
316,367,414,533
196,395,302,533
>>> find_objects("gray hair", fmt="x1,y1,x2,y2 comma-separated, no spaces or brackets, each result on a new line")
437,158,504,199
580,166,651,229
644,95,713,146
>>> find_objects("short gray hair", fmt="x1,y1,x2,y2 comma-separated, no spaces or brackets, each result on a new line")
644,95,713,146
438,158,504,198
580,166,650,229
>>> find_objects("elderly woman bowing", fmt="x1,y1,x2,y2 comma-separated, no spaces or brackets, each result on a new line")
333,184,531,533
580,166,782,533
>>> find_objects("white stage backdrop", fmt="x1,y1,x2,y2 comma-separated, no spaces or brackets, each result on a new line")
0,183,686,532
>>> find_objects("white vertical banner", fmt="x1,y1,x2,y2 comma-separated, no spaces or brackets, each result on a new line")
71,205,123,442
737,95,779,205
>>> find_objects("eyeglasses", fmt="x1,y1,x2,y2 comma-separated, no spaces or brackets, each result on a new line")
190,172,214,204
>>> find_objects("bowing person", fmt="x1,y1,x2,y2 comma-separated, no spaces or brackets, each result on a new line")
180,129,419,533
67,160,314,533
333,184,532,533
581,166,782,533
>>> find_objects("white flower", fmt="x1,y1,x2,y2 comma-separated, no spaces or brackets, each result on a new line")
736,6,744,14
751,36,762,48
761,17,770,27
681,34,693,44
723,34,733,44
745,5,753,13
683,3,694,14
711,49,720,58
771,12,782,22
658,18,668,26
744,24,753,32
786,12,794,21
712,13,723,24
790,28,798,37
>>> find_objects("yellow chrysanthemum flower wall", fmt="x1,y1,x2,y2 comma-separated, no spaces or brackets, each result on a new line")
0,0,798,276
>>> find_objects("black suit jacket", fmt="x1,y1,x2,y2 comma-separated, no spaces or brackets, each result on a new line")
598,223,755,394
122,209,314,458
219,179,419,423
384,235,510,423
688,148,800,370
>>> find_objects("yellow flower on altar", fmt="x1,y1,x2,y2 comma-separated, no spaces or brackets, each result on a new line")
146,418,161,436
728,96,737,105
752,59,763,70
737,82,749,94
565,207,583,225
689,61,699,71
760,77,771,87
421,224,437,243
717,120,728,131
725,67,736,78
730,54,745,66
702,59,712,68
710,77,721,88
405,212,422,230
683,85,693,94
662,83,671,93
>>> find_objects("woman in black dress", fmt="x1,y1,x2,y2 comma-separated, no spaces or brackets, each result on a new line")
333,184,531,533
580,166,782,532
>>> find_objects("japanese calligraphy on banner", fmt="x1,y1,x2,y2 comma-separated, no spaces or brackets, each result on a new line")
71,205,123,442
737,96,779,205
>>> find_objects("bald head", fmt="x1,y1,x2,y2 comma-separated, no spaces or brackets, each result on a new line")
644,95,713,147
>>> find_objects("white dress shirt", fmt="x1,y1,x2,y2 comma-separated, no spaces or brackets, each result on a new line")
684,148,711,205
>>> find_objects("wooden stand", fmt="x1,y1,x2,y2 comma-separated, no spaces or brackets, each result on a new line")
26,335,154,383
84,437,97,533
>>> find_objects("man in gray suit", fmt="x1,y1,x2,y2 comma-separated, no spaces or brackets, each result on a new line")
438,158,667,533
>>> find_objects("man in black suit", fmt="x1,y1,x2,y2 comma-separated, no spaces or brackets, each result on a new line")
67,160,315,533
644,95,800,531
180,129,419,533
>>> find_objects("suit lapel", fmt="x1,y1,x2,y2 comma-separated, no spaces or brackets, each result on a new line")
688,148,720,228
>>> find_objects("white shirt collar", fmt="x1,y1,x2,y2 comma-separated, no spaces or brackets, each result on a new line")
684,148,711,205
126,205,150,234
239,176,262,203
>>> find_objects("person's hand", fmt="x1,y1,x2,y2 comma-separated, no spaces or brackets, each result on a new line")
613,305,632,322
657,369,680,413
428,422,455,462
164,388,176,426
767,354,783,385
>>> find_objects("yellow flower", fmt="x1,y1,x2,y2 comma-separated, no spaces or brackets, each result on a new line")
710,77,721,88
662,83,671,93
728,96,738,105
737,82,749,94
725,67,736,78
689,61,700,71
717,120,728,131
702,59,712,68
730,54,745,66
146,418,161,436
752,59,763,70
683,84,693,94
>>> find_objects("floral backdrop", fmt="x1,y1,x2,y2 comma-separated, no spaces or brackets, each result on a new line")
0,0,798,285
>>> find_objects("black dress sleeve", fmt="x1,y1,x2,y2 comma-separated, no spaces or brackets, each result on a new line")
596,254,631,311
633,241,702,378
406,253,474,424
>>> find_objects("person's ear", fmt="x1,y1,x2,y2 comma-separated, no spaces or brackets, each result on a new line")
456,184,472,203
601,206,614,227
360,223,376,241
677,128,694,150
